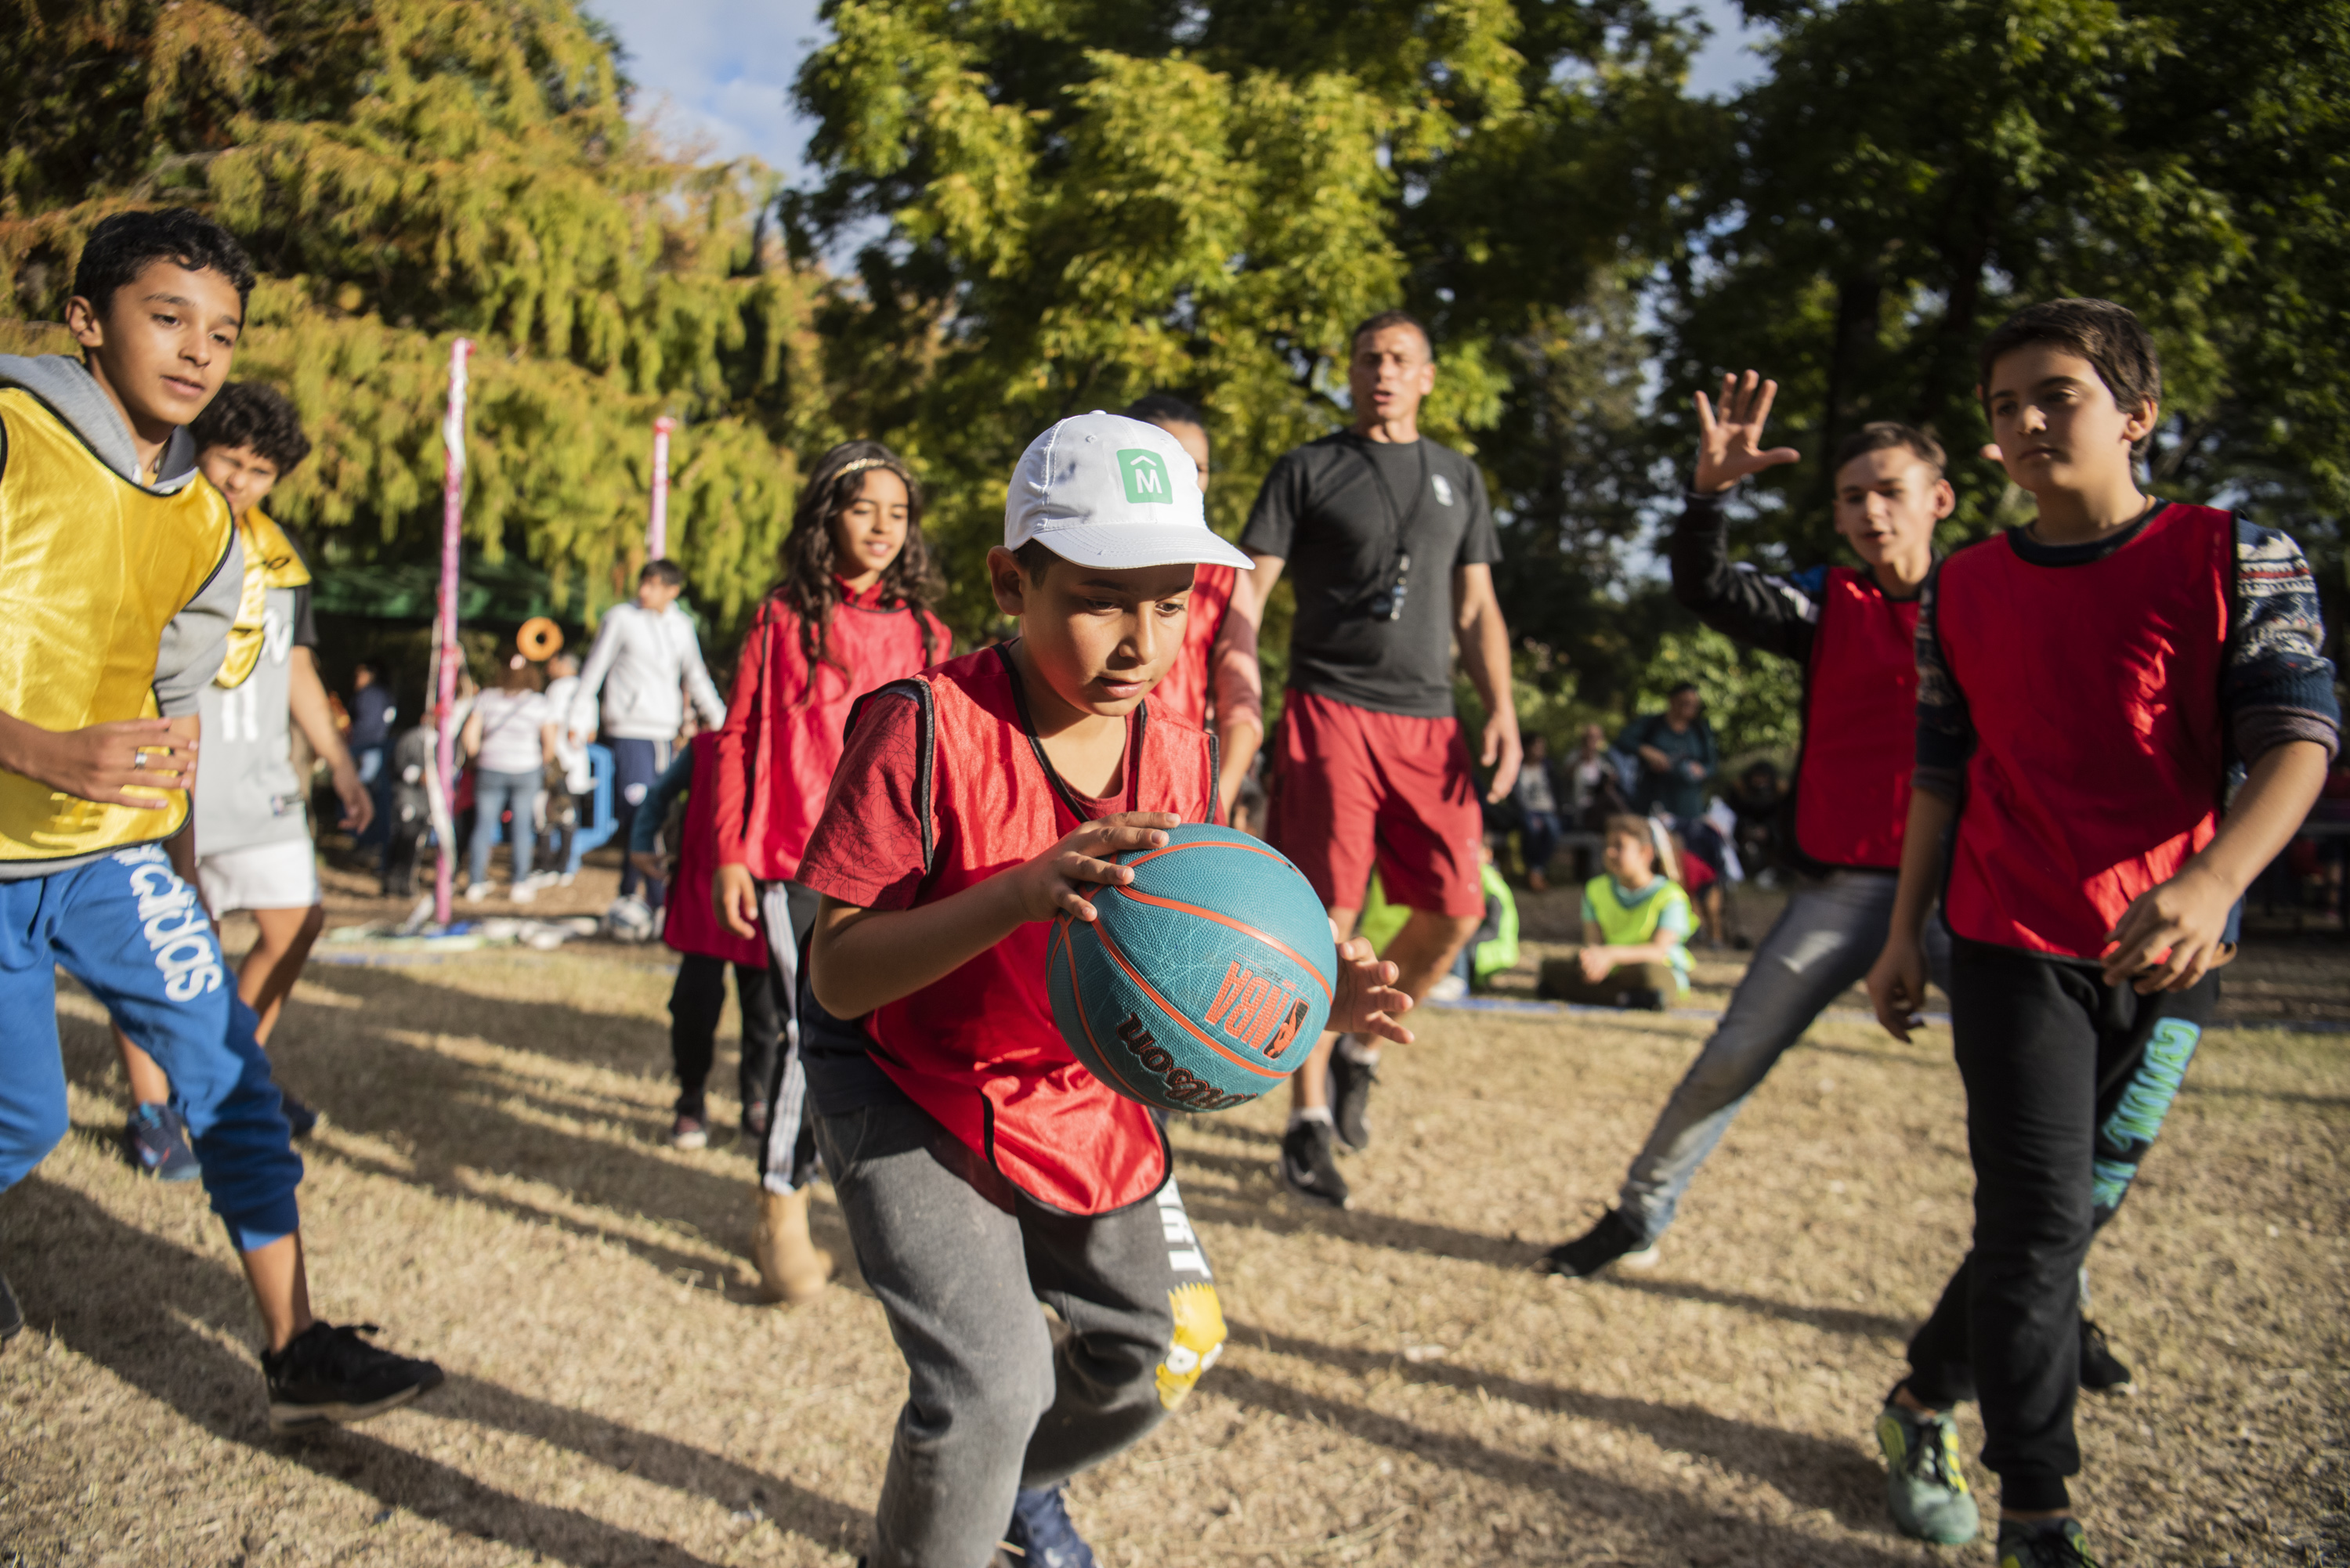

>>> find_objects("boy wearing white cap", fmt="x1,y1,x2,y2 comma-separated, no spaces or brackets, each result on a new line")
797,414,1415,1568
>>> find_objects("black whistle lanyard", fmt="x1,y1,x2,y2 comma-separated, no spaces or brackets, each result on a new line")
1349,434,1428,621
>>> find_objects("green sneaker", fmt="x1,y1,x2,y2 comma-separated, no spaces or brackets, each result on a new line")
1998,1518,2097,1567
1875,1400,1979,1544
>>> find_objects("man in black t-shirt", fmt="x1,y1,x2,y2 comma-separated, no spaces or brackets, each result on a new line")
1237,309,1522,1208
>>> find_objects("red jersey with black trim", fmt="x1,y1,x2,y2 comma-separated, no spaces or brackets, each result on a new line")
795,643,1220,1215
1791,566,1920,870
1934,503,2230,959
662,732,768,966
1148,562,1236,732
710,581,949,881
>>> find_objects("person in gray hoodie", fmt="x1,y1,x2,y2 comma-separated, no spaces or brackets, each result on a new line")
0,208,440,1430
565,558,728,912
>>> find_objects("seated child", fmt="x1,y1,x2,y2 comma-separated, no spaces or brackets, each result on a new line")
1538,815,1692,1010
795,412,1415,1567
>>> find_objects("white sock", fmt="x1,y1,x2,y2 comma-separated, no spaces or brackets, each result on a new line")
1336,1033,1380,1067
1288,1106,1333,1130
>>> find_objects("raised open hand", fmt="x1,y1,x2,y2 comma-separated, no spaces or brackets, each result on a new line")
1693,370,1802,494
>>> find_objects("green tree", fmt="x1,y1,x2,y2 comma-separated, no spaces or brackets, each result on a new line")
1656,0,2350,608
2,0,835,636
786,0,1702,640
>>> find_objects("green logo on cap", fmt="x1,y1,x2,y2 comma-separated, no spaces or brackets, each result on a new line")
1118,449,1175,506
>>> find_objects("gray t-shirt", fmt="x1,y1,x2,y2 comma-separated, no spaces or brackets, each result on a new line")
1239,432,1500,717
195,580,319,854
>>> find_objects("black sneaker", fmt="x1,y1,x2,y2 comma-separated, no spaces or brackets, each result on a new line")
1536,1209,1653,1278
2078,1317,2131,1390
262,1321,444,1433
1998,1517,2098,1568
1328,1042,1376,1151
277,1086,320,1140
0,1269,22,1349
1003,1483,1097,1568
1278,1120,1350,1209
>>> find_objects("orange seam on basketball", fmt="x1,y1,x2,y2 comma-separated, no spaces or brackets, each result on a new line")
1061,919,1151,1102
1090,921,1288,1079
1123,840,1300,872
1104,887,1332,999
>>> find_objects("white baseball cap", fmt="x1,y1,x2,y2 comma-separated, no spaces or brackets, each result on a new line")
1005,412,1252,570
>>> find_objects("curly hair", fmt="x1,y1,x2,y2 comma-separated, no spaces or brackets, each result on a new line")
772,440,941,695
74,208,257,316
191,381,311,473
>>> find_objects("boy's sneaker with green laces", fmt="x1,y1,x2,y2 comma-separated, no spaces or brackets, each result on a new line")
1998,1517,2098,1567
1875,1399,1979,1544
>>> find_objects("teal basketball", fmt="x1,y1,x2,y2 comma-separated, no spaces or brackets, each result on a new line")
1048,824,1336,1114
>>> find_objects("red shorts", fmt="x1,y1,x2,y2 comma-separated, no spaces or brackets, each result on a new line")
1266,688,1485,919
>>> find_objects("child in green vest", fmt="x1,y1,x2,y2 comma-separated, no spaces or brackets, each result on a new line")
1538,815,1691,1010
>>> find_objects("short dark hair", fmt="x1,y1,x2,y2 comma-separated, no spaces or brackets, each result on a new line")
1977,298,2160,444
191,381,310,473
1013,539,1061,583
1349,309,1431,359
73,208,257,318
1831,421,1944,478
1668,681,1701,699
640,558,685,588
1125,393,1204,432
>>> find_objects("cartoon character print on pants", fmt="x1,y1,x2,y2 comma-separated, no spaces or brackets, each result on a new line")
2092,1017,2201,1226
1153,1177,1227,1410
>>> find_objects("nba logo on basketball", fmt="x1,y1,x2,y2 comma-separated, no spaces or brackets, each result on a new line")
1202,961,1303,1057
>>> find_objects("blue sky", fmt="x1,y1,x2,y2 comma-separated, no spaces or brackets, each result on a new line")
585,0,1772,186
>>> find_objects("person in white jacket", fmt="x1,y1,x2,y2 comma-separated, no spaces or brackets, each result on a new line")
566,560,727,910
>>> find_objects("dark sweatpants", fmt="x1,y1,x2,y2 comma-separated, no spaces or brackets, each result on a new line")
667,954,779,1120
1904,936,2212,1512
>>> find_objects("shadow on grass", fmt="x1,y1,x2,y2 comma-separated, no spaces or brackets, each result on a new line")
54,992,861,1306
1205,1363,1916,1567
1590,1274,1914,1342
1173,1147,1523,1266
1224,1317,1885,1527
5,1177,866,1566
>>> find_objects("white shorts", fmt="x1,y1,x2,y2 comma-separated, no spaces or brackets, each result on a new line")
197,838,321,916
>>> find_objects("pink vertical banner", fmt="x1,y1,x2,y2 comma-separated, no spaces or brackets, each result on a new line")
646,415,678,561
432,338,476,927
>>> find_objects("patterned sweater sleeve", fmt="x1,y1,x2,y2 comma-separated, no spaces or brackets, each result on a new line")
2226,518,2341,763
1911,559,1971,802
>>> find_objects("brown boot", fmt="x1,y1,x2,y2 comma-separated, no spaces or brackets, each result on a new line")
753,1187,833,1305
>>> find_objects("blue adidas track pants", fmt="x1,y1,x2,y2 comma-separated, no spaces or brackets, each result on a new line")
0,844,303,1250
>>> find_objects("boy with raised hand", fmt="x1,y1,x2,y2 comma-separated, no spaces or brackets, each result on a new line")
115,381,374,1175
0,209,440,1427
1539,384,1957,1276
1865,299,2336,1565
797,413,1415,1568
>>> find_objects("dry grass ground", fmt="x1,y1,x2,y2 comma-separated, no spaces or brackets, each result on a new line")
2,866,2345,1567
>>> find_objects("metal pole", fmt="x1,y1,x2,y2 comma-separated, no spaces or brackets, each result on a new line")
647,415,677,561
433,338,475,927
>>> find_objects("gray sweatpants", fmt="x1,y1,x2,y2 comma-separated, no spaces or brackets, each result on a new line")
815,1092,1224,1568
1615,870,1953,1242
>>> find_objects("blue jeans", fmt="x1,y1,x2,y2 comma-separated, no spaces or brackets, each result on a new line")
609,737,668,907
1615,870,1953,1242
0,846,303,1250
1520,810,1563,880
353,745,392,847
467,768,540,887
